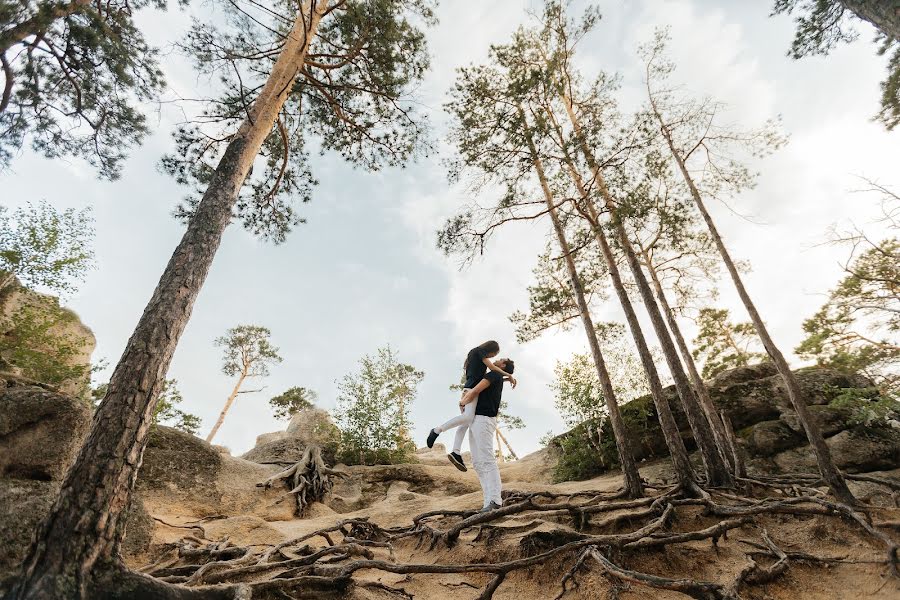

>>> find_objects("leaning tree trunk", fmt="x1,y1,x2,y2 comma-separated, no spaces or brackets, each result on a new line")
842,0,900,40
521,107,643,498
537,104,696,491
10,4,327,598
650,103,856,504
206,369,248,443
559,96,733,488
641,250,735,473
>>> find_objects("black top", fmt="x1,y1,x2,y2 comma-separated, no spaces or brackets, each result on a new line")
475,371,505,417
464,346,490,389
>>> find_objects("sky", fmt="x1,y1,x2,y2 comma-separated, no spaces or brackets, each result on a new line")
2,0,898,457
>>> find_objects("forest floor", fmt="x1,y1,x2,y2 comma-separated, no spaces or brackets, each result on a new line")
131,442,900,599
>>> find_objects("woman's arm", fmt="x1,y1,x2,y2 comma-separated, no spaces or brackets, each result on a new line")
460,379,491,406
483,357,517,388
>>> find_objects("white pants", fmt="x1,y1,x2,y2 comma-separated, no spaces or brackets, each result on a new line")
438,389,476,454
469,415,502,508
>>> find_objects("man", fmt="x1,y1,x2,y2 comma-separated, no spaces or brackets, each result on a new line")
458,358,515,512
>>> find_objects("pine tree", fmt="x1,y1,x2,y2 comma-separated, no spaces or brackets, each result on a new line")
10,2,434,596
692,308,767,379
640,28,856,503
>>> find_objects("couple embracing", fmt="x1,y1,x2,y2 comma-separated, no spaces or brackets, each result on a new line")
427,340,517,513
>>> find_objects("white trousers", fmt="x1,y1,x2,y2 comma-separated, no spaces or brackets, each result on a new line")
469,415,502,508
438,389,476,454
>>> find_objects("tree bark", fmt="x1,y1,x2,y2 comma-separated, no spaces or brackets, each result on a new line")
10,3,327,598
205,370,248,443
0,0,92,55
496,427,518,460
559,95,733,488
648,98,856,504
641,250,735,473
520,106,644,498
842,0,900,40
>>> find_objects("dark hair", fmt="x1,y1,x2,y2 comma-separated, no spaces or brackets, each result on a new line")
464,340,500,369
503,359,515,374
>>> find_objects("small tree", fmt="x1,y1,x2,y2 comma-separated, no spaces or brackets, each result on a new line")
269,386,318,420
333,346,421,465
692,308,767,379
94,379,201,434
0,297,89,392
206,325,282,443
0,201,94,295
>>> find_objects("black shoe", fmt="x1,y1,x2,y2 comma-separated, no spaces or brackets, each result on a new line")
479,501,501,513
427,429,440,448
448,452,467,472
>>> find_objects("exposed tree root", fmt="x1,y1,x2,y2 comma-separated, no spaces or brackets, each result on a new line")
257,446,349,516
81,472,900,599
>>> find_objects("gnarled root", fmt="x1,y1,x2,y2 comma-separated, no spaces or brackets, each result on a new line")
256,445,349,516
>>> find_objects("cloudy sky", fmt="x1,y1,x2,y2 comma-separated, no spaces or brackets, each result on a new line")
3,0,897,457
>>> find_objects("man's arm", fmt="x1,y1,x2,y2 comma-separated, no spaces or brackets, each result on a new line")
460,378,491,406
482,357,517,388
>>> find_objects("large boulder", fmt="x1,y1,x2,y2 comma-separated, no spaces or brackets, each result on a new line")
243,407,339,465
773,427,900,474
0,385,91,480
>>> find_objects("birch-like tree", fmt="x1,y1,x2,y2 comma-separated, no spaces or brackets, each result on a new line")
693,308,767,379
640,28,856,503
11,2,434,597
206,325,282,443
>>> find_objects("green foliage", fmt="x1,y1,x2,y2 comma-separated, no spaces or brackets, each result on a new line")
797,235,899,392
162,0,435,243
692,307,766,379
215,325,283,378
771,0,900,129
827,385,900,428
269,386,318,420
333,346,421,465
0,296,88,392
0,201,94,296
92,378,201,434
0,0,176,178
550,324,652,430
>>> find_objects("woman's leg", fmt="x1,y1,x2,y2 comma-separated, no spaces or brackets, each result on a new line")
452,402,476,454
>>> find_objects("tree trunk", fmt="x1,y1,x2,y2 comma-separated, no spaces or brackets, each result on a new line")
842,0,900,40
496,427,518,460
0,0,92,56
205,370,247,443
559,96,733,488
649,101,856,504
495,429,505,462
10,4,327,598
520,106,643,498
641,250,735,473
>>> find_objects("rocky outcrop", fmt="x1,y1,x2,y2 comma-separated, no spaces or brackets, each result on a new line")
0,278,95,397
0,385,92,480
242,407,339,465
550,363,900,481
0,385,152,579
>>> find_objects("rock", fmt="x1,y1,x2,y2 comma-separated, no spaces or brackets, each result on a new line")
0,386,91,480
243,407,339,466
742,419,803,457
708,362,778,389
772,427,900,474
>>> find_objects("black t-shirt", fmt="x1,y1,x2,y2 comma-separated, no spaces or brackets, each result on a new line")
475,371,505,417
464,346,489,389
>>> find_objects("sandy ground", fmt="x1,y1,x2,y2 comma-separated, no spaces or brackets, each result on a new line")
138,444,900,599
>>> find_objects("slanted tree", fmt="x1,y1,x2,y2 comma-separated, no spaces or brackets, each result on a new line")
0,0,180,177
206,325,282,443
771,0,900,129
11,1,434,596
0,200,94,295
525,2,730,487
640,28,856,503
693,307,767,379
269,386,319,420
333,346,421,466
442,44,644,497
